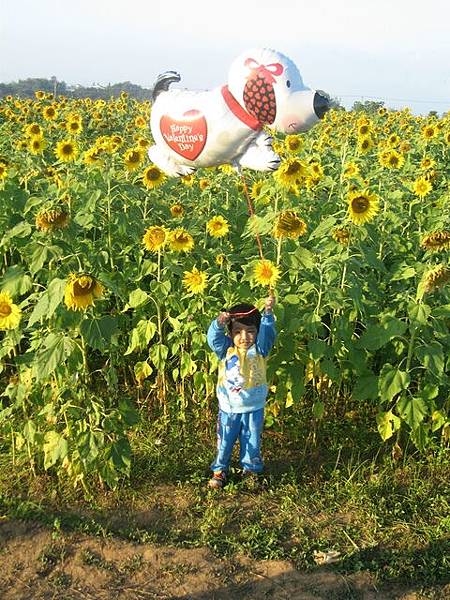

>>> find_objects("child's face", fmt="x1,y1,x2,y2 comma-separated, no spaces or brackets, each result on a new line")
231,321,257,350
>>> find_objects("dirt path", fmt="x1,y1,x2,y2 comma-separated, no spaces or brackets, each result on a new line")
0,518,446,599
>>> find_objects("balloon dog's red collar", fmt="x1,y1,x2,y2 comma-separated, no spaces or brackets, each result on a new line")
221,85,262,131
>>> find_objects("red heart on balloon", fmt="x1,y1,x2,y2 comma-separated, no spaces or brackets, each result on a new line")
160,110,207,160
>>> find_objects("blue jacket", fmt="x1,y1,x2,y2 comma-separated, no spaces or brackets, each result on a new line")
207,313,276,413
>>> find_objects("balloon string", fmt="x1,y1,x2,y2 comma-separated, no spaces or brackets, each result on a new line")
239,173,265,261
223,307,260,318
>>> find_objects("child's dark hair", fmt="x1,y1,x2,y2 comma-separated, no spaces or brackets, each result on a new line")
227,303,261,333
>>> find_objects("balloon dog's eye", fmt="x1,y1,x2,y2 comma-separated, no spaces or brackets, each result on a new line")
286,80,291,88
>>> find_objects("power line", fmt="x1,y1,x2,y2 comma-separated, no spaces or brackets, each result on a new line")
335,93,449,105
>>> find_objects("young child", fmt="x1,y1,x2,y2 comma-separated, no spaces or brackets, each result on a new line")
206,295,276,489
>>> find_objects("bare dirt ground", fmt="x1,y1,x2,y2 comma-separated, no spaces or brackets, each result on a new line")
0,518,448,600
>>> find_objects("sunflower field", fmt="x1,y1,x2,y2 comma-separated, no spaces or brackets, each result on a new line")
0,91,449,490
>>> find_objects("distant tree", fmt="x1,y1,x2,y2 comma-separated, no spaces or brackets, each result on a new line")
329,96,345,111
0,78,152,100
351,99,385,114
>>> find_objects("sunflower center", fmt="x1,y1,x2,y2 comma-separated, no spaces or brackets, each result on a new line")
0,302,12,317
62,144,74,155
150,230,165,244
146,169,160,181
73,278,94,296
286,163,301,176
260,265,273,279
352,196,369,213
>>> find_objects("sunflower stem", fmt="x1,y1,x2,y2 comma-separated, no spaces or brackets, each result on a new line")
276,236,283,267
106,171,114,270
80,331,89,385
340,226,352,290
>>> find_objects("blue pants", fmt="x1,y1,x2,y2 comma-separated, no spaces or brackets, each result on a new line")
211,408,265,474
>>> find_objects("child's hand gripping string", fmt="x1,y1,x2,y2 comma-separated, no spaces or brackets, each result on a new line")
264,293,276,314
217,311,231,327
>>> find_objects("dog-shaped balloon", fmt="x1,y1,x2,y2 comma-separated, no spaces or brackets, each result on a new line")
148,48,330,177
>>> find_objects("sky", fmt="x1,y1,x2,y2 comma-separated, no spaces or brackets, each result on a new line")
1,0,449,115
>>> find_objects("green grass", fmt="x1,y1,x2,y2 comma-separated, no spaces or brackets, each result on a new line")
1,410,449,592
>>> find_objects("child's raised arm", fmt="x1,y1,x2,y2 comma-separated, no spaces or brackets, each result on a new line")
257,294,277,356
207,312,232,359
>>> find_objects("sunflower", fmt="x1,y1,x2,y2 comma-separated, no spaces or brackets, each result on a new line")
250,181,264,201
170,203,184,218
307,162,324,185
274,157,308,189
43,105,58,120
83,146,104,166
273,210,307,239
142,225,168,252
64,273,104,311
35,208,69,231
25,122,42,137
219,164,235,175
342,162,359,179
357,123,372,137
142,165,166,189
206,215,229,238
413,176,432,198
181,174,195,186
379,149,404,169
421,124,437,140
135,136,149,149
134,116,147,128
107,134,122,147
28,136,46,155
0,291,21,330
55,139,78,162
387,133,400,147
420,231,450,253
66,119,83,135
421,265,450,294
284,134,303,154
67,111,81,123
169,228,194,252
253,259,280,288
420,156,435,170
34,90,45,100
123,147,144,171
215,253,226,266
0,163,8,181
183,267,208,294
347,190,380,225
272,140,286,156
198,178,209,190
357,136,375,154
332,227,350,245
